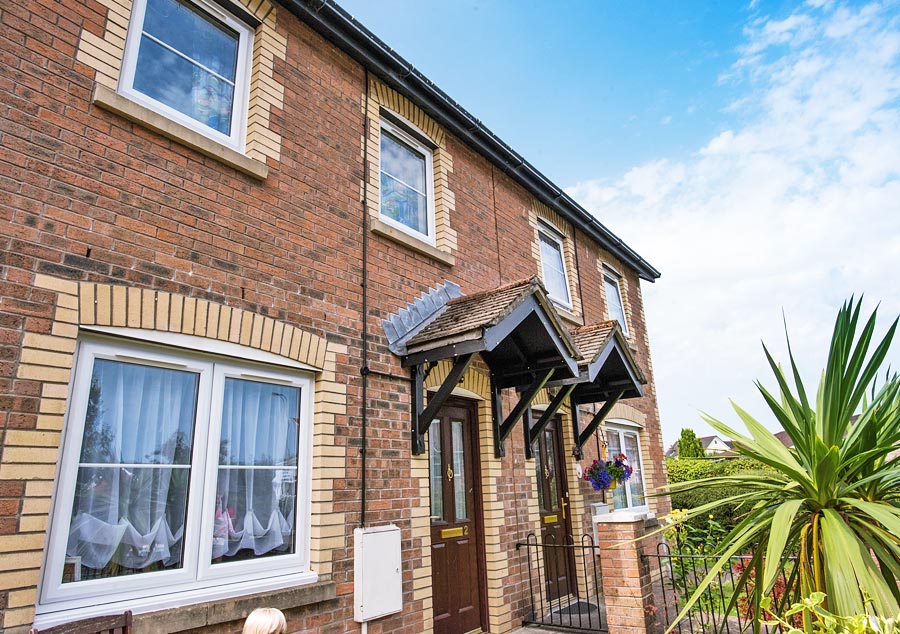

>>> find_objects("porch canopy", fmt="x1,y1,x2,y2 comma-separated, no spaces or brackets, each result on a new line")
393,277,581,456
535,321,645,459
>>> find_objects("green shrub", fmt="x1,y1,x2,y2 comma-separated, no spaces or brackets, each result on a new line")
667,458,775,530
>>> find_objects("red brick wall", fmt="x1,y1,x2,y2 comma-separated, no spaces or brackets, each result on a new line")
0,1,668,632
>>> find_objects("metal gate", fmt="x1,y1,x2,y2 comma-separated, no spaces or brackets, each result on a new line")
516,533,606,632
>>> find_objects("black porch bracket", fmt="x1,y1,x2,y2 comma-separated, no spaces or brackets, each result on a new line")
493,368,555,458
528,384,577,448
571,390,624,460
411,353,474,455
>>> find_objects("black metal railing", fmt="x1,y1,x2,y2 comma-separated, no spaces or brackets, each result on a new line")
648,542,798,634
516,533,605,632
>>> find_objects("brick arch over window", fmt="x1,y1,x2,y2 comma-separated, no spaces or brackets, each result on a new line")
2,276,347,628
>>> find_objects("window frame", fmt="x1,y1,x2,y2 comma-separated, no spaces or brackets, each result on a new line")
605,421,647,512
603,268,629,335
537,221,573,309
38,336,315,620
118,0,254,152
378,117,436,245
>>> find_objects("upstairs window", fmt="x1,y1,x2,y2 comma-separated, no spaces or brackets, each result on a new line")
120,0,253,150
379,119,435,243
604,270,628,334
538,224,572,307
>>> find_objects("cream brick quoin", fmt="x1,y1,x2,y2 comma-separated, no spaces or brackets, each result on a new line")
364,77,458,255
76,0,287,163
0,276,347,630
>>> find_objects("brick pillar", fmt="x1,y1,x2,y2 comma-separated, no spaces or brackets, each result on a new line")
595,512,660,634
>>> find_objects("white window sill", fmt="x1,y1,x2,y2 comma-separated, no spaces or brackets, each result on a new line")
91,84,268,181
594,509,654,524
370,217,455,266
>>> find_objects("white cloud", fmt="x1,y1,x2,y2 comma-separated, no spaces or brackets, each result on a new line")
566,1,900,444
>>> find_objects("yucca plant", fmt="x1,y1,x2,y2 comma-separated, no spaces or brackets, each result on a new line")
665,298,900,632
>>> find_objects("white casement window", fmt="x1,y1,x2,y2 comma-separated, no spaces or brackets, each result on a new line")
606,423,646,511
379,118,436,243
538,223,572,308
603,269,628,335
119,0,254,150
39,337,314,621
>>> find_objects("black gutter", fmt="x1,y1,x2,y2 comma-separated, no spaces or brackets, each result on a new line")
278,0,661,282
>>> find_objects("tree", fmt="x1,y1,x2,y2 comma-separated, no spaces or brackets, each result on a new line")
666,298,900,630
677,428,705,458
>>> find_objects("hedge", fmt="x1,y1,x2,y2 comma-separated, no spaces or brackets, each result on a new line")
666,457,777,530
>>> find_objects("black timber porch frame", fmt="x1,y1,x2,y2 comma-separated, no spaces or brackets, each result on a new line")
569,390,625,460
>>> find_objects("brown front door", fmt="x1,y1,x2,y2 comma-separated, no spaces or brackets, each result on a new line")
535,416,577,602
430,401,485,634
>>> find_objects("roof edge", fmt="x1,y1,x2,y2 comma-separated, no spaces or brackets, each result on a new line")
279,0,661,282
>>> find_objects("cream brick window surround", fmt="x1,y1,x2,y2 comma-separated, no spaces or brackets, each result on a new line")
78,0,288,180
365,78,457,267
528,200,583,322
536,219,573,310
599,262,631,338
38,334,316,622
3,278,347,631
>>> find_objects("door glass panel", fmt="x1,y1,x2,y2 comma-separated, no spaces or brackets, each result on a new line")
624,432,645,507
535,447,544,511
545,431,559,510
452,420,467,520
429,420,443,521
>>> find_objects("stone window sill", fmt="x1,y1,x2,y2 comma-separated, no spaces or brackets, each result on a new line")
554,305,584,327
132,581,336,634
91,84,268,181
370,217,455,267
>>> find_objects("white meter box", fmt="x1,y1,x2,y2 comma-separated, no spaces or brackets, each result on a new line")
353,524,402,622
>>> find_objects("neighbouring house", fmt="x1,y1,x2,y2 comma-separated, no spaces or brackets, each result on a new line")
665,434,733,458
0,2,670,634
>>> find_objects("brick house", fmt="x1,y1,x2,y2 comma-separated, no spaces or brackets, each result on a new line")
0,1,670,633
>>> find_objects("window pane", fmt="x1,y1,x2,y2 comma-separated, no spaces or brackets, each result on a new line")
380,173,428,236
381,131,426,191
66,359,199,583
624,432,645,507
143,0,238,78
133,37,235,135
380,131,430,236
605,276,627,331
429,420,443,521
539,232,570,304
213,379,300,563
452,420,467,521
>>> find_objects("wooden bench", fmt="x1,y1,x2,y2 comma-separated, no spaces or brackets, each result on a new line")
29,611,132,634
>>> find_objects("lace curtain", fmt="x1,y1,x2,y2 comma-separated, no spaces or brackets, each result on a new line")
65,359,301,582
212,378,299,562
66,359,198,579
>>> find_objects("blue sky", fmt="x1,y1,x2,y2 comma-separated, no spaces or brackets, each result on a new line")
339,0,900,445
338,0,760,181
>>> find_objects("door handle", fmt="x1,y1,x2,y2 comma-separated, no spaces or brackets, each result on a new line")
561,496,568,520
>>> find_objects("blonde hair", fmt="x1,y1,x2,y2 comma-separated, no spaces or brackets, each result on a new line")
242,608,287,634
